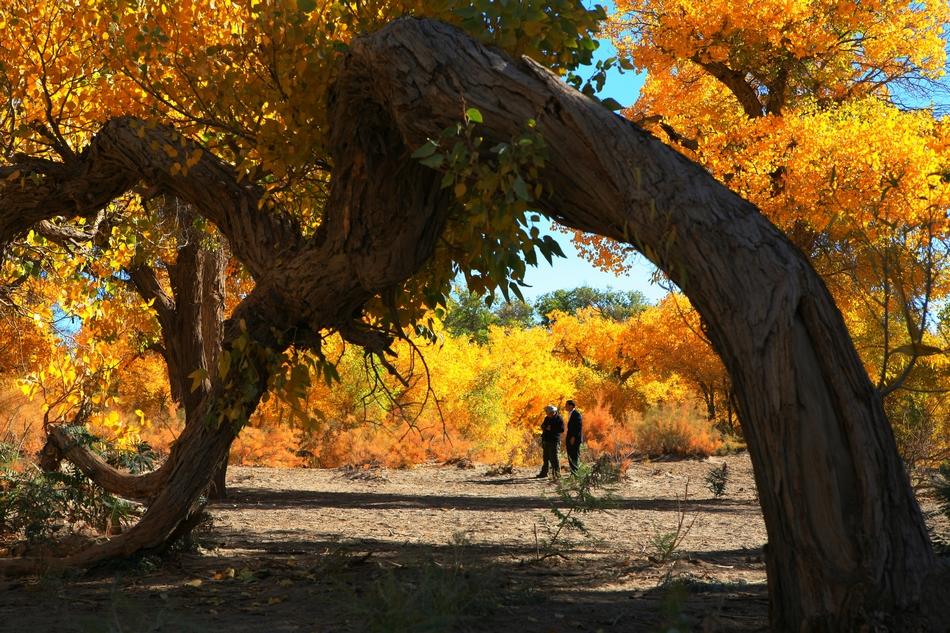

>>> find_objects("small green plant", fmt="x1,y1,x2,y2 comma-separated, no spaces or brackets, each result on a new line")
535,460,617,560
704,462,729,498
0,429,151,543
649,479,696,564
0,441,22,468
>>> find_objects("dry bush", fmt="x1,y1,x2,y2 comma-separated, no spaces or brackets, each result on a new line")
484,463,514,477
634,402,722,457
443,455,475,469
229,424,305,467
0,382,47,465
578,402,636,458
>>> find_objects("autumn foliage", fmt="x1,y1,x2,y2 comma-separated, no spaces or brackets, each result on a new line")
0,0,947,475
190,296,730,467
2,289,733,469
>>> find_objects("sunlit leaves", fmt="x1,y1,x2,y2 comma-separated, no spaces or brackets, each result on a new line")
409,110,560,314
603,0,950,404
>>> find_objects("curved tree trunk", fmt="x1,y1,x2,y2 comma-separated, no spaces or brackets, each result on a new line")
0,62,453,574
39,425,168,501
329,19,940,631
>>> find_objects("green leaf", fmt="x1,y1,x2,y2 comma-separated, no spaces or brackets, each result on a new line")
601,97,624,111
188,368,208,393
465,108,484,124
217,351,231,380
296,0,316,12
545,235,566,259
510,282,525,302
411,141,437,159
419,154,445,169
512,176,531,202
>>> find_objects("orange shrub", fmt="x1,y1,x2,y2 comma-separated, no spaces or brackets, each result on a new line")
578,402,636,458
229,423,304,468
0,382,47,465
634,402,722,457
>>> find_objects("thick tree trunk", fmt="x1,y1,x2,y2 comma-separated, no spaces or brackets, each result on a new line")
329,19,940,630
11,288,286,574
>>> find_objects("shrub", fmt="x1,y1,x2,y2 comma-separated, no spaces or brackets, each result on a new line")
588,452,629,485
704,462,729,497
648,479,696,563
577,402,636,458
0,464,138,541
635,403,722,457
0,428,149,542
535,460,619,560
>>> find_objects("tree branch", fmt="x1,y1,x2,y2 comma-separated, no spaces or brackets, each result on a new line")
690,56,764,118
0,117,303,281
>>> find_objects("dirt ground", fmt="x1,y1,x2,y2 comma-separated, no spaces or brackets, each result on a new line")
1,453,776,632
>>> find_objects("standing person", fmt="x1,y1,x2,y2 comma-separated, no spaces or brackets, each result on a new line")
565,399,583,475
535,405,564,479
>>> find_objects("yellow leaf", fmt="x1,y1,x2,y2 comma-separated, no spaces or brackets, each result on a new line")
218,351,231,380
188,368,208,392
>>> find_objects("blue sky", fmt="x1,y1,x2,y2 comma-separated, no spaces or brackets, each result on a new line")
516,29,664,302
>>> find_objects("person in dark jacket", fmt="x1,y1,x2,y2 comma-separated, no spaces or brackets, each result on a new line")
535,405,564,479
565,399,583,474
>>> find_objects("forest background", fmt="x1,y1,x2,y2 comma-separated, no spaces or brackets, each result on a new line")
0,0,947,483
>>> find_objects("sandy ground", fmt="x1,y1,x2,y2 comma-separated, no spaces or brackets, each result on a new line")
1,453,777,632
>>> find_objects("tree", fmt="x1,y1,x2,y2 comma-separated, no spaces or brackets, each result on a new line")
535,286,649,324
493,299,535,329
607,0,950,401
442,289,499,343
0,0,608,569
0,9,944,633
620,294,732,426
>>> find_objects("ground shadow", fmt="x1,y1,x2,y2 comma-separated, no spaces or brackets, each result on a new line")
0,536,769,633
1,466,769,633
221,487,759,515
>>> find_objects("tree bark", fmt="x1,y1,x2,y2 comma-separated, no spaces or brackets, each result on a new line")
200,238,229,500
39,425,167,502
329,19,940,631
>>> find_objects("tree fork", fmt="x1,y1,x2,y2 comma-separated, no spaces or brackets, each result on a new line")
0,34,454,574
